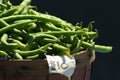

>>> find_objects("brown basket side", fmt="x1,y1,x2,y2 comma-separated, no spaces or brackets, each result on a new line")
0,50,94,80
0,60,49,80
0,60,91,80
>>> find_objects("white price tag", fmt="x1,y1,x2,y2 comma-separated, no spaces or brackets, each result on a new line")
46,55,76,77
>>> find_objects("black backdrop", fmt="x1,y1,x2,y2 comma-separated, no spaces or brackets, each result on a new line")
10,0,120,80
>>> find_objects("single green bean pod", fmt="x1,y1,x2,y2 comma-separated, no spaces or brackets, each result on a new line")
81,41,112,53
12,51,23,60
0,20,34,35
49,43,71,57
1,33,18,49
0,7,18,18
28,33,58,45
0,19,9,27
14,0,31,14
44,22,65,31
12,39,26,50
0,50,8,57
0,3,8,10
14,43,52,57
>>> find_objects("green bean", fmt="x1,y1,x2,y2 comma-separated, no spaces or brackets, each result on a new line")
14,43,52,57
51,43,71,57
81,41,112,53
14,0,31,14
25,41,39,50
31,31,98,39
12,52,23,60
44,22,65,31
0,7,18,18
71,39,82,54
0,20,34,35
14,48,39,57
2,0,11,8
2,0,8,5
0,11,2,13
31,31,83,36
0,19,9,27
12,39,26,50
2,15,73,28
13,28,22,33
0,3,8,10
28,9,40,15
70,37,79,49
12,29,32,42
24,22,37,32
1,34,18,49
0,50,8,57
0,0,113,60
32,33,58,41
87,21,95,31
28,38,58,48
42,38,58,43
29,9,73,30
6,1,12,7
22,6,36,14
28,33,58,46
26,54,39,59
83,31,98,39
74,26,82,31
13,19,36,31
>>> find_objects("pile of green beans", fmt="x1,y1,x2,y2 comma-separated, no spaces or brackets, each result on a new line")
0,0,112,60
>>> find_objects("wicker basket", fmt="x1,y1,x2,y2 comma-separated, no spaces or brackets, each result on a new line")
0,50,95,80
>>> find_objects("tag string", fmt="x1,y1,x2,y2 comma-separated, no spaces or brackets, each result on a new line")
68,76,72,80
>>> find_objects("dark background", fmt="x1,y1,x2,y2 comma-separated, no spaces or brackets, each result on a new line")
11,0,120,80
